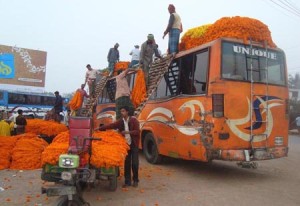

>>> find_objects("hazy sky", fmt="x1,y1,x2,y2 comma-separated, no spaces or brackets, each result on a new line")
1,0,300,94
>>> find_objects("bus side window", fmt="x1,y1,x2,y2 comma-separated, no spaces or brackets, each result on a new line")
193,50,209,94
179,54,194,94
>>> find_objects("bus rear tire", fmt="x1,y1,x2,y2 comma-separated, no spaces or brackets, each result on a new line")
143,133,162,164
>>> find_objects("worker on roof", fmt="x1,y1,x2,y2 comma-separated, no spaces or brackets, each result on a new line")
129,45,140,68
85,64,101,98
163,4,182,54
140,34,161,87
107,43,120,76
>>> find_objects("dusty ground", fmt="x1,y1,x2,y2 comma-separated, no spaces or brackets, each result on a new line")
0,134,299,206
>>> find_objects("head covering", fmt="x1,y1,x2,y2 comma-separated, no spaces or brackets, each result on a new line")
115,43,119,47
168,4,176,13
54,91,59,94
147,34,154,40
134,45,139,48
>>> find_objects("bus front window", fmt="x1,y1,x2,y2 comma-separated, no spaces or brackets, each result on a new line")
221,41,286,85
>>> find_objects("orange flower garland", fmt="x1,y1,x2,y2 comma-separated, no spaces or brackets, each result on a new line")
131,69,147,107
41,131,69,166
91,131,130,168
180,16,276,51
114,61,130,71
10,133,48,170
25,119,68,137
0,136,18,169
69,91,83,111
179,24,211,51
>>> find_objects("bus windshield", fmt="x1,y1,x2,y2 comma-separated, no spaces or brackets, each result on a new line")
221,41,286,86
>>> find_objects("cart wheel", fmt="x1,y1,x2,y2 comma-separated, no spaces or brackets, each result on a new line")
143,133,162,164
108,175,118,191
56,195,85,206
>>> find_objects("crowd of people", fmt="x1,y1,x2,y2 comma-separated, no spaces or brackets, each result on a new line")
0,109,27,136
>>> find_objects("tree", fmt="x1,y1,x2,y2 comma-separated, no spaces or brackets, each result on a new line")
288,73,300,89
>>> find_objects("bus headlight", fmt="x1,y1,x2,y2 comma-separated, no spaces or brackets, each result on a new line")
61,171,73,181
59,154,79,168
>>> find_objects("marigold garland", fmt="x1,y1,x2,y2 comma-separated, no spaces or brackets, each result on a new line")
131,69,147,107
41,131,69,166
179,24,211,51
25,119,68,137
10,133,48,170
0,136,18,169
114,61,130,71
179,16,276,51
91,131,130,168
69,91,83,111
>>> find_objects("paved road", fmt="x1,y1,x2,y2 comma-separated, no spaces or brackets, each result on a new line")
0,135,299,206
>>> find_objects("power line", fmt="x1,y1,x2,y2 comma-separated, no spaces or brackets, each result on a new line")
269,0,300,18
279,0,300,15
283,0,300,13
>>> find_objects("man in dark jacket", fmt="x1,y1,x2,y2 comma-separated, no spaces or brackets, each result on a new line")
54,91,63,122
107,43,120,76
99,106,140,187
16,109,27,134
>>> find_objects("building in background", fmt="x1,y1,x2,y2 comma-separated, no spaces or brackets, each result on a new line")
0,44,47,93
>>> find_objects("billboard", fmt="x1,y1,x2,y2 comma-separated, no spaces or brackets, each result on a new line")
0,45,47,90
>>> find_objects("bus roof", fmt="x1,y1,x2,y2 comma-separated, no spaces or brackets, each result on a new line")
175,37,284,59
0,89,55,97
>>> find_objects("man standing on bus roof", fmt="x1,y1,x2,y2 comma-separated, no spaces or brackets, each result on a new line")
107,43,120,76
129,45,140,68
54,91,63,122
15,109,27,135
163,4,182,54
85,64,101,98
98,106,140,188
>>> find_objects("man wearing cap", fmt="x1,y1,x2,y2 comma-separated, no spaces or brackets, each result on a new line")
140,34,161,87
54,91,63,122
163,4,182,54
85,64,101,97
107,43,120,76
129,45,140,68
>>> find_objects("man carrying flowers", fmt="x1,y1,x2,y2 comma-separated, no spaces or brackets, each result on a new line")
98,106,140,188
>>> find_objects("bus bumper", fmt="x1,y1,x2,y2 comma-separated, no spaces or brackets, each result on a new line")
212,146,288,161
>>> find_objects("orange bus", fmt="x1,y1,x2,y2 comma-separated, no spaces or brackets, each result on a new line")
94,37,289,165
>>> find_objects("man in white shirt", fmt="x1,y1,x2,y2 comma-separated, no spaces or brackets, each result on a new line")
84,64,101,97
129,45,140,68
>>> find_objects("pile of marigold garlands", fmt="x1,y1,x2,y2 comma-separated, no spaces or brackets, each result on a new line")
179,16,276,51
25,119,68,137
1,129,129,170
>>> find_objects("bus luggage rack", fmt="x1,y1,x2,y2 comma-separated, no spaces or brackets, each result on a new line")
134,55,174,117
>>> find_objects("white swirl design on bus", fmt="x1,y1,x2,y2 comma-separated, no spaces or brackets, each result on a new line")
226,96,283,142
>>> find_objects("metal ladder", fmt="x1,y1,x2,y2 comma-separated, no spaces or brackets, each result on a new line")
80,76,109,117
249,39,270,151
134,55,175,117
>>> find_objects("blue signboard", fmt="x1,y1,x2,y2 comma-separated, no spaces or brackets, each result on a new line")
0,54,15,79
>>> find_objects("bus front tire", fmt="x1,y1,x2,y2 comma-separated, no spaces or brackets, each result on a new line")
143,133,162,164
